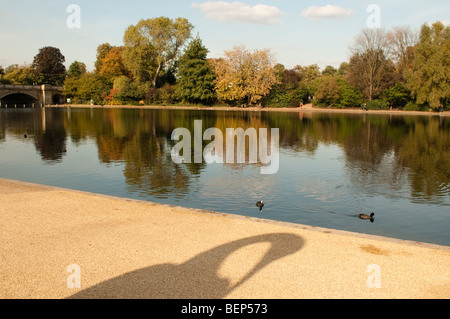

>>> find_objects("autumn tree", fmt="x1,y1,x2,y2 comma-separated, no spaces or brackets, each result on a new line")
313,76,340,107
176,36,217,104
32,46,66,85
95,43,113,73
347,28,397,101
98,46,130,81
213,46,279,106
386,26,419,73
264,65,308,107
123,17,193,88
405,21,450,109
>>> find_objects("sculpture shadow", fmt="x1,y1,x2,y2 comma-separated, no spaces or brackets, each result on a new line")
68,233,303,299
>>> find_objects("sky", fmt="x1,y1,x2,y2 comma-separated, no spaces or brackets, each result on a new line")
1,0,449,72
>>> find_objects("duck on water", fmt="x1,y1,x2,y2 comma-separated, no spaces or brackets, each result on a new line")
358,212,375,222
256,201,264,212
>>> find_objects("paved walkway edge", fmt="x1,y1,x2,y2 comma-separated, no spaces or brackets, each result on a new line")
2,178,447,252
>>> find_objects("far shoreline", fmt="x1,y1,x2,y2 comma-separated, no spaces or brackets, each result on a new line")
48,103,449,117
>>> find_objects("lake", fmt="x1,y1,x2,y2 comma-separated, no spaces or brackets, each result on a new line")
0,107,449,246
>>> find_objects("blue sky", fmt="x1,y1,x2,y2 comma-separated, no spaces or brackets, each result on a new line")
1,0,449,72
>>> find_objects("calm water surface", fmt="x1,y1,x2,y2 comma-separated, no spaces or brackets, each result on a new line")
0,107,449,246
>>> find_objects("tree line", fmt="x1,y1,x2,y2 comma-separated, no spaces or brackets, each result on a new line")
0,17,448,111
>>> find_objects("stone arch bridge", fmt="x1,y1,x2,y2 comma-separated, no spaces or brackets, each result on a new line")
0,84,64,107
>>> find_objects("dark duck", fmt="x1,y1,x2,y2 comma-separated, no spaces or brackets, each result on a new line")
358,212,375,222
256,201,264,212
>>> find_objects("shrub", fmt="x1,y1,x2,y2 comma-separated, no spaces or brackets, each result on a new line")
337,78,363,108
365,99,389,110
383,82,411,108
313,76,340,107
404,102,428,112
264,85,308,108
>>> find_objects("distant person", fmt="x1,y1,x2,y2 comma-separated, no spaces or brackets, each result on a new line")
300,101,303,109
440,104,444,113
363,103,367,111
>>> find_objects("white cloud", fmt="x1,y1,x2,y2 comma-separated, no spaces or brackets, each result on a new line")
301,5,354,21
192,1,284,25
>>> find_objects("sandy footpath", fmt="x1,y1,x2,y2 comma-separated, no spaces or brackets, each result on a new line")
0,178,449,299
50,103,450,117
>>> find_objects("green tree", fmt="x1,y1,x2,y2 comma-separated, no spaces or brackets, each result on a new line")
63,73,111,104
405,21,450,109
336,78,363,108
264,67,308,107
123,17,193,88
5,64,20,74
383,81,410,108
78,73,112,104
67,61,87,78
62,76,80,100
3,64,38,85
176,36,216,104
296,64,321,90
0,65,7,84
311,76,363,108
109,75,150,103
322,65,338,76
337,62,349,76
122,26,157,83
32,46,66,85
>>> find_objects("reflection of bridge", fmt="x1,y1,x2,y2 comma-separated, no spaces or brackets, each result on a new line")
0,84,64,107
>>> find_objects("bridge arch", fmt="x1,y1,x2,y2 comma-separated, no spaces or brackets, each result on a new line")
52,93,64,104
0,92,40,107
0,84,63,107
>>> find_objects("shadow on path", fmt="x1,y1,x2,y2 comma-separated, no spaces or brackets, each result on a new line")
68,233,304,299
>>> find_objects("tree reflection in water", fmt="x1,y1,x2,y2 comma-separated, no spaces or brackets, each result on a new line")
1,107,448,204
